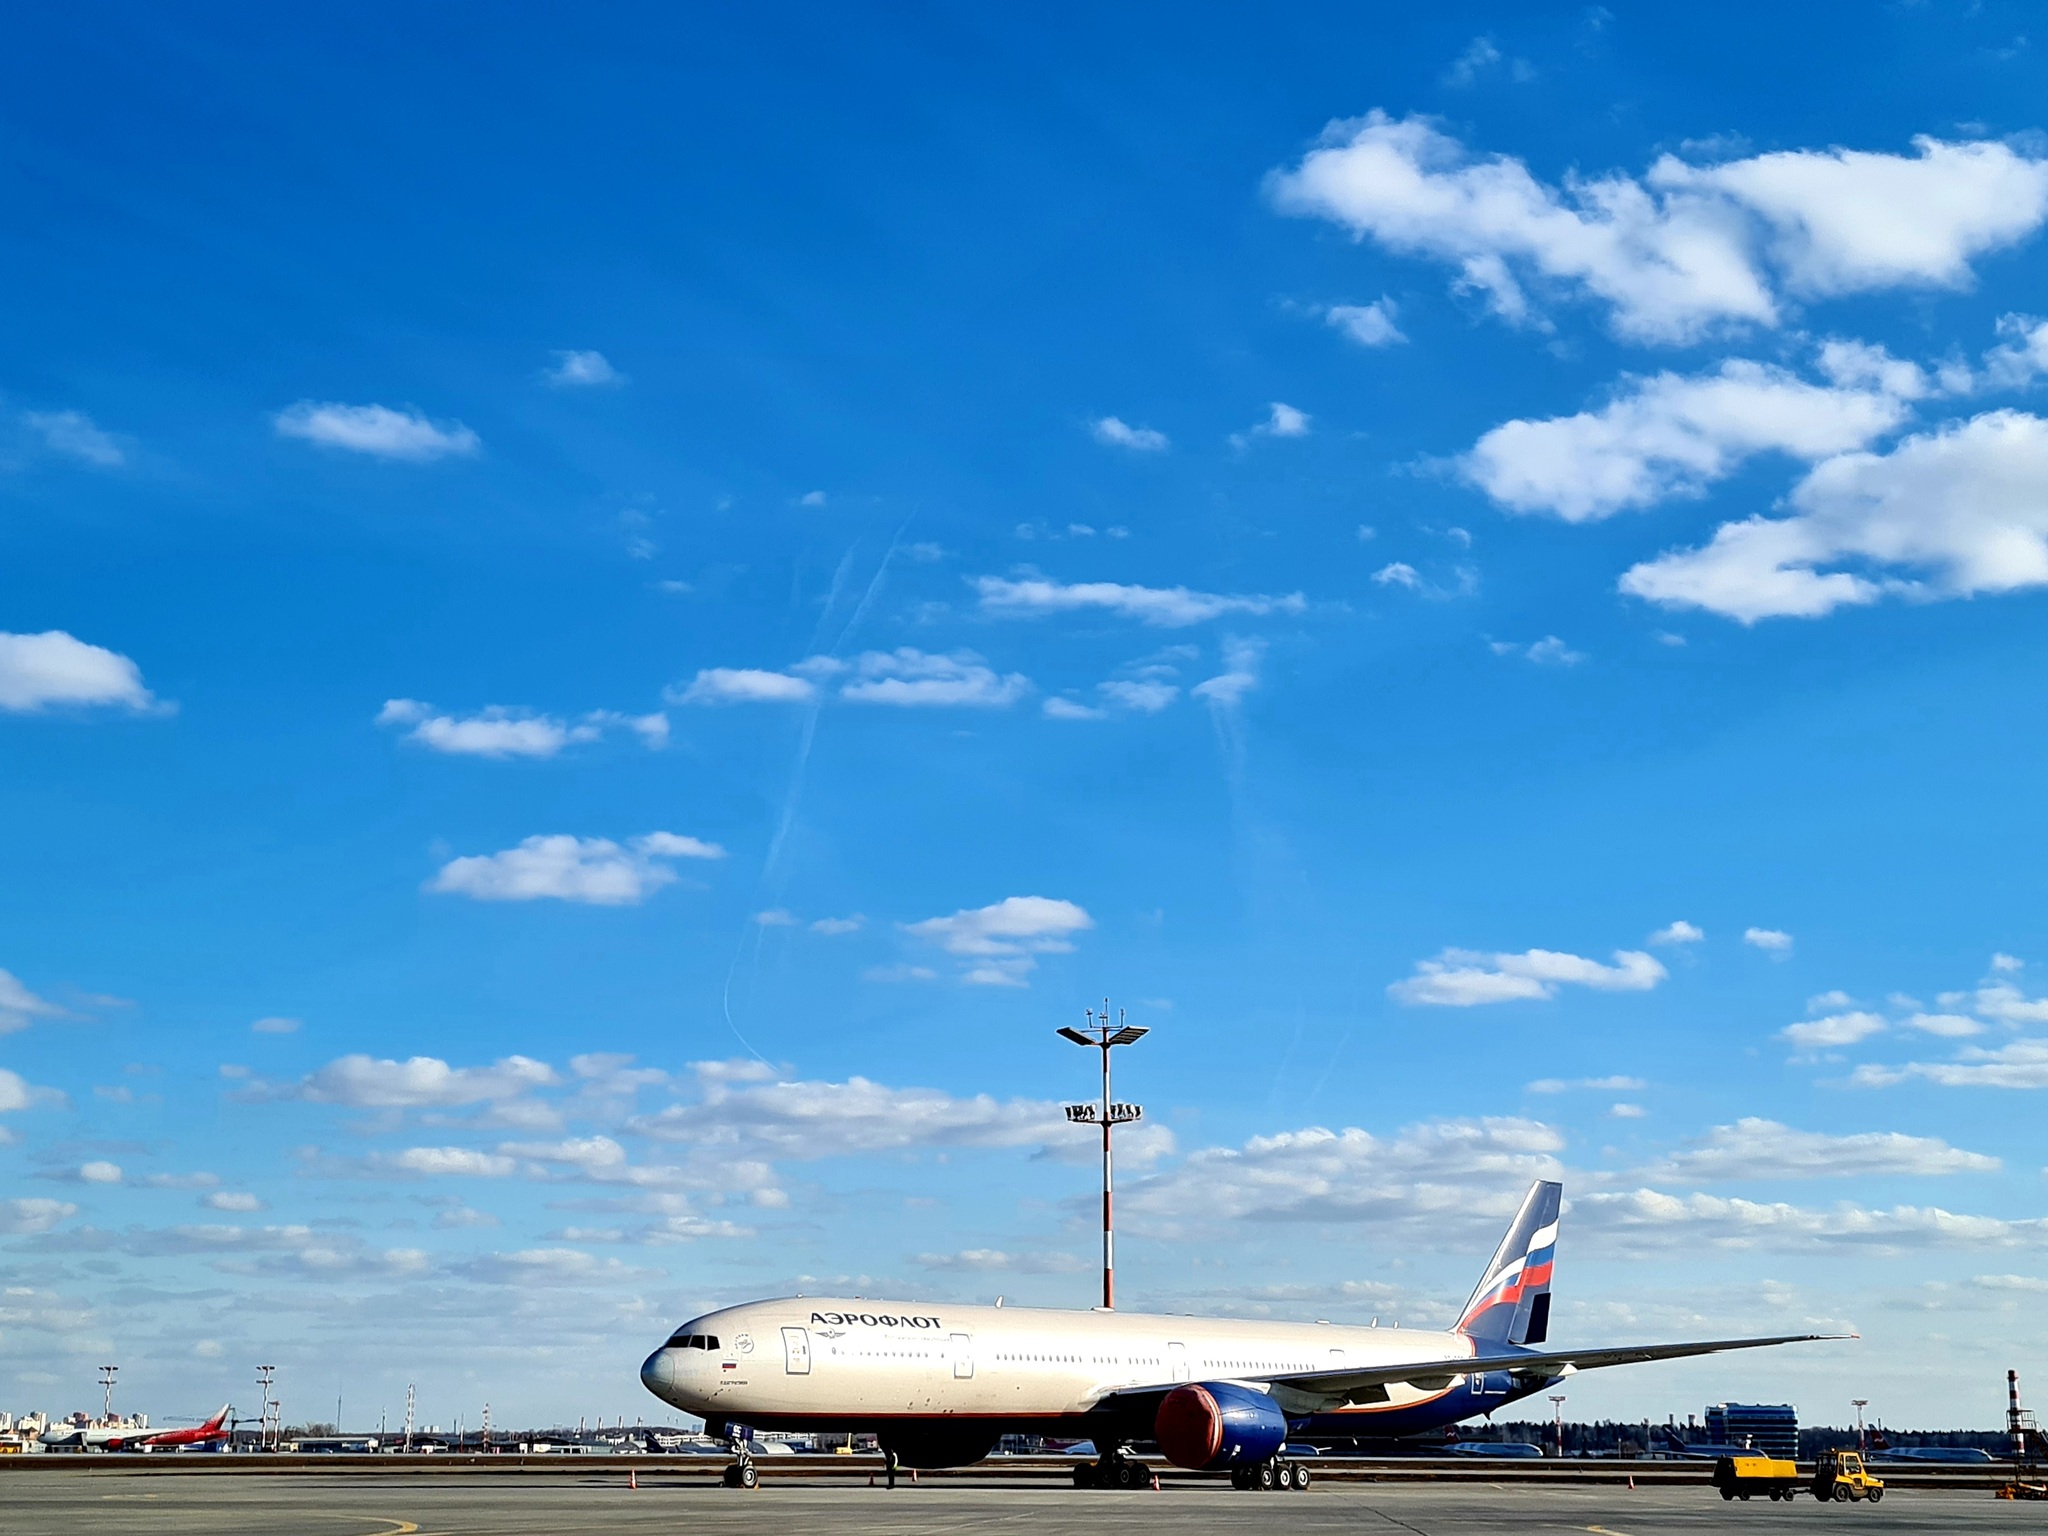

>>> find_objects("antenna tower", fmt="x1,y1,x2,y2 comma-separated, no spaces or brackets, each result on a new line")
256,1365,279,1451
1058,999,1147,1309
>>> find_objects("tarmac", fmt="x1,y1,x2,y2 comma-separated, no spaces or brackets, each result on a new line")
3,1473,2036,1536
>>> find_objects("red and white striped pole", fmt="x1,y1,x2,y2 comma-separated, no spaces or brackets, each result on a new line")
1059,1004,1147,1312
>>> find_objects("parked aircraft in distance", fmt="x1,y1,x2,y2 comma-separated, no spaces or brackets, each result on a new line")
641,1181,1847,1490
38,1404,232,1452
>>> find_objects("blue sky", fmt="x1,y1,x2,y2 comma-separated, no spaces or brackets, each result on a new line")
7,1,2048,1432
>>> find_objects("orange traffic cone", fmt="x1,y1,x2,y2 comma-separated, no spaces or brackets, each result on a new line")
1627,1476,1636,1490
629,1469,638,1490
1150,1472,1161,1491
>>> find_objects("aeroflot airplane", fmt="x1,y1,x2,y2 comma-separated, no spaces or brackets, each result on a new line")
641,1181,1844,1488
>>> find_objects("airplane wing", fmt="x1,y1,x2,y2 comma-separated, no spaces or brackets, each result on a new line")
1265,1332,1851,1402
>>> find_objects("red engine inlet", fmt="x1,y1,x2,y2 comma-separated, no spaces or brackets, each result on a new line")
1156,1383,1225,1469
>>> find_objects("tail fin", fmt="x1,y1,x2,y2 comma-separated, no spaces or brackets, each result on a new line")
1456,1180,1561,1346
204,1405,231,1431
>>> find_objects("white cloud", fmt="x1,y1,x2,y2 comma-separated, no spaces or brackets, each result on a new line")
838,648,1029,708
628,1070,1083,1161
501,1135,630,1173
377,699,593,758
0,1068,37,1111
1442,34,1533,88
799,490,829,507
1269,114,2048,343
1233,401,1312,448
1853,1038,2048,1090
1993,952,2026,973
274,401,480,461
1042,696,1106,721
1905,1012,1986,1038
1327,300,1406,347
1744,926,1794,953
974,574,1306,628
1491,635,1585,665
1371,561,1421,589
864,963,938,983
753,908,797,928
1654,1118,1999,1180
1528,1075,1646,1094
810,915,864,935
917,1249,1088,1274
545,349,622,386
250,1016,300,1035
0,971,67,1033
0,1198,76,1235
668,668,816,705
1092,416,1169,452
1649,920,1704,945
26,409,124,467
1663,137,2048,297
1097,679,1178,713
1807,989,1855,1012
1463,354,1919,522
1123,1117,1563,1236
0,630,156,713
387,1147,518,1178
1780,1011,1886,1049
79,1161,122,1184
202,1191,265,1212
1391,945,1666,1005
1191,636,1265,709
429,831,724,905
1609,1102,1647,1119
286,1053,558,1108
1622,410,2048,622
903,895,1093,987
1571,1188,2048,1253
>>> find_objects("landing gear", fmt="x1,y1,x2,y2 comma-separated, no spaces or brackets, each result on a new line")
1072,1444,1146,1488
719,1424,757,1489
1230,1458,1308,1491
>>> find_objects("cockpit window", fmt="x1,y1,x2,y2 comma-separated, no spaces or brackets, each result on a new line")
665,1332,721,1350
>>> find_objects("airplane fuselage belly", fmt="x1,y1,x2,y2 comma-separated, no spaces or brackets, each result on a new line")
642,1296,1523,1439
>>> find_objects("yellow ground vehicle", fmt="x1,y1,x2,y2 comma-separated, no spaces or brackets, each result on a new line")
1714,1454,1801,1501
1812,1448,1885,1503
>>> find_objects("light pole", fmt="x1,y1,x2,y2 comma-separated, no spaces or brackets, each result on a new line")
1059,1002,1147,1310
1852,1399,1868,1454
97,1365,118,1424
1549,1394,1567,1458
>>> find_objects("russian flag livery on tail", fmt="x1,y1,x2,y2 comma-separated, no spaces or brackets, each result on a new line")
1455,1179,1560,1347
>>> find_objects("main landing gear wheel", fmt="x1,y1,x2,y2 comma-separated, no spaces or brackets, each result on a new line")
1289,1463,1310,1491
1255,1461,1277,1490
721,1463,757,1489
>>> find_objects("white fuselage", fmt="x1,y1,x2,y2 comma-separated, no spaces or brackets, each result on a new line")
640,1295,1487,1430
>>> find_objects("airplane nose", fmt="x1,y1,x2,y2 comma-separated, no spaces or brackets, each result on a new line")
640,1346,678,1400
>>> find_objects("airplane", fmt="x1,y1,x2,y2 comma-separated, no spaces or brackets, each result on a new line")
38,1404,233,1452
640,1180,1847,1490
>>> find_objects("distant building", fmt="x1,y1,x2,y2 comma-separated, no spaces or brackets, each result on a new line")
1707,1403,1798,1460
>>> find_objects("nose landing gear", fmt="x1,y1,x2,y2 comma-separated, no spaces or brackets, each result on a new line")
718,1423,757,1488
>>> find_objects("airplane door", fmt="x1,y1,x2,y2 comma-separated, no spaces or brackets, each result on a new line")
1168,1342,1189,1382
950,1333,974,1380
781,1326,811,1375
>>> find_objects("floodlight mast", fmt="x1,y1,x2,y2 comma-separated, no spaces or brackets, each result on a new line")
1059,1001,1147,1309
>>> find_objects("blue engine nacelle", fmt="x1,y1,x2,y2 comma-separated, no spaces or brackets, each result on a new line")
1154,1381,1290,1470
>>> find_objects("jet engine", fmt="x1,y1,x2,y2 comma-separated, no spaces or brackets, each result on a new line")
876,1423,1001,1469
1154,1381,1289,1470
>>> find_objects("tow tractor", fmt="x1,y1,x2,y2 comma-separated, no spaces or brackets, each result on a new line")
1812,1448,1884,1503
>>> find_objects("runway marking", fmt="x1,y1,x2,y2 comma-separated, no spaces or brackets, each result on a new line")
1586,1526,1637,1535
